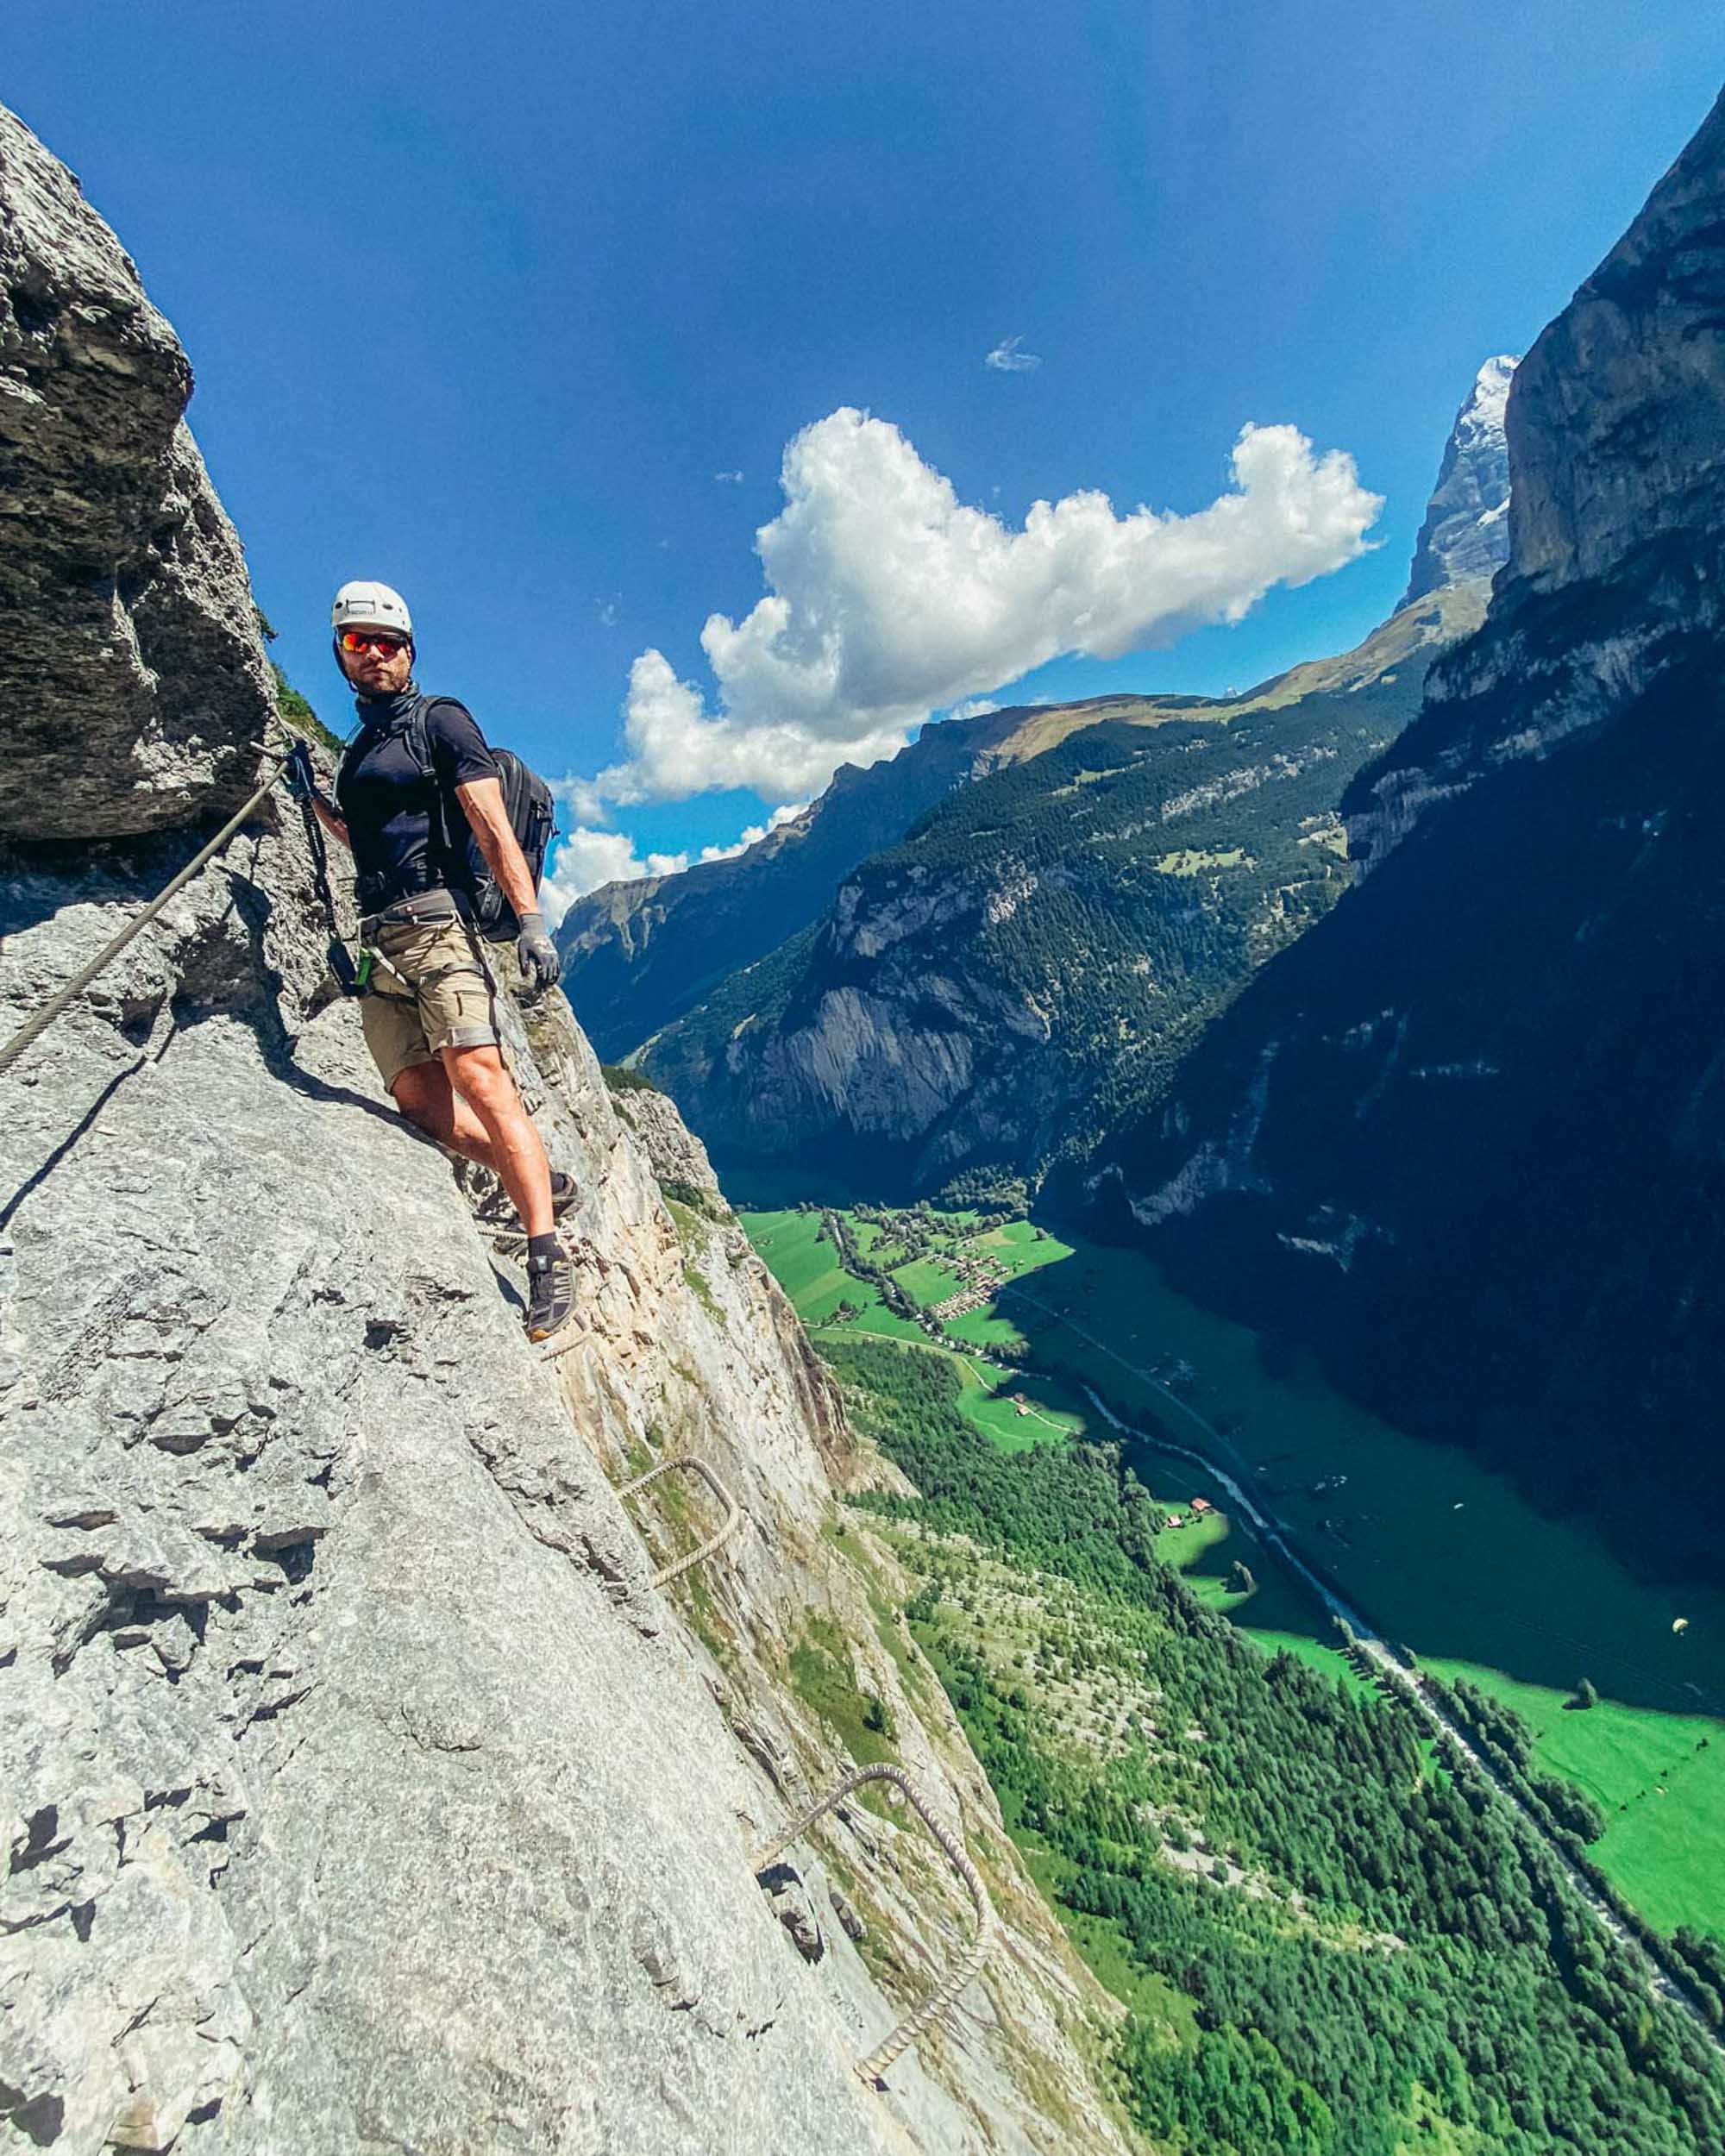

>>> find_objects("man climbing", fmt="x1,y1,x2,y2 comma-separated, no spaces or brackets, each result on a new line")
290,580,576,1343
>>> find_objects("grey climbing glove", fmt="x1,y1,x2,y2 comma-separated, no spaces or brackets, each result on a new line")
515,910,561,999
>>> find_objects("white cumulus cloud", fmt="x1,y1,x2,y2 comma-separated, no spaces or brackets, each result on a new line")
578,405,1381,811
540,803,805,923
985,335,1042,373
540,828,689,925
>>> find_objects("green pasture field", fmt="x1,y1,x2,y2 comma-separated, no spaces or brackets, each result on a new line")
738,1208,837,1295
740,1208,908,1331
970,1219,1070,1277
949,1353,1087,1454
940,1306,1035,1351
815,1310,929,1344
1420,1654,1725,1937
743,1200,1725,1934
851,1219,906,1264
889,1256,967,1306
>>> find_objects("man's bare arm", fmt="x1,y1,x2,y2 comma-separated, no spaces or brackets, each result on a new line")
310,795,351,851
455,777,539,919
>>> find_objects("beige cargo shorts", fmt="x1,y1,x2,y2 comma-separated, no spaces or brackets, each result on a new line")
359,903,500,1092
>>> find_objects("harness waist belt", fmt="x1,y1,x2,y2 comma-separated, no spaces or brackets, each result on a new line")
359,887,468,940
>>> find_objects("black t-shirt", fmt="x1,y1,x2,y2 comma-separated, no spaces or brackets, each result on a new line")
336,691,499,911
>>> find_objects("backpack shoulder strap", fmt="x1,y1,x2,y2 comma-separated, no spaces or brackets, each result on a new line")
405,693,443,782
407,695,485,884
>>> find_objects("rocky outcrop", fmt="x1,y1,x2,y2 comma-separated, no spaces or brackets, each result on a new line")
1399,355,1516,607
1086,88,1725,1588
0,105,273,841
1505,118,1724,597
0,108,1133,2156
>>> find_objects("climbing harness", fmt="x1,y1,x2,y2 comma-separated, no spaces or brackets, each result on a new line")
0,756,288,1081
751,1761,997,2085
616,1454,743,1589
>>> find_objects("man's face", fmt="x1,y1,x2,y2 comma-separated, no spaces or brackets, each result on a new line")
338,628,414,695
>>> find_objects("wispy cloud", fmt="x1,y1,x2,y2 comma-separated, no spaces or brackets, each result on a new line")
594,595,621,628
713,469,745,484
985,335,1041,373
695,800,803,865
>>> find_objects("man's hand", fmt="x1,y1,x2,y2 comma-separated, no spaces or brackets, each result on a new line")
516,911,561,998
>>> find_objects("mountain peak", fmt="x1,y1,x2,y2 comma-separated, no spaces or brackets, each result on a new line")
1400,354,1520,608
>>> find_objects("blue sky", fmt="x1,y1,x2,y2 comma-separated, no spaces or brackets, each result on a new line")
3,3,1719,905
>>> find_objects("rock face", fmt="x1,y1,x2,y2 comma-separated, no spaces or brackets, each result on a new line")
644,585,1483,1198
1398,355,1516,607
0,103,273,841
1086,90,1725,1587
0,109,1133,2156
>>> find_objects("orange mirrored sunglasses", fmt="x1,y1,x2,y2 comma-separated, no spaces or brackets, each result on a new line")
340,630,407,656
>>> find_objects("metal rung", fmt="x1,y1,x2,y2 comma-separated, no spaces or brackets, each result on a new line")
537,1326,587,1362
751,1761,996,2085
617,1454,743,1589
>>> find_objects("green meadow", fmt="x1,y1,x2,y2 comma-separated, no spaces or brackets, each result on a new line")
741,1200,1725,1939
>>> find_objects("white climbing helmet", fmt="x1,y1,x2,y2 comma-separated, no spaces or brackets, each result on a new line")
330,580,413,641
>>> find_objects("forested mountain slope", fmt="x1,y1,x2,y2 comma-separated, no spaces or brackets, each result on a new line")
825,1334,1725,2156
645,582,1484,1198
1078,87,1725,1589
558,688,1221,1063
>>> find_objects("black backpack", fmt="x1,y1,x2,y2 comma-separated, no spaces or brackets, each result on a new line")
407,696,557,942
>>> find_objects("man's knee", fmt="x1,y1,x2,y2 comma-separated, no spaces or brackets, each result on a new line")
443,1044,519,1121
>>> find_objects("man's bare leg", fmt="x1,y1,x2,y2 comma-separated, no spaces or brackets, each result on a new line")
439,1043,554,1237
391,1060,499,1169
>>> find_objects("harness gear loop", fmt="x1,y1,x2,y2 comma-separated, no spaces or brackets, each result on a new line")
751,1760,997,2085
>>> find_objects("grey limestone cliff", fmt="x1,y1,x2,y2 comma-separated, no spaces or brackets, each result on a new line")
0,105,1133,2156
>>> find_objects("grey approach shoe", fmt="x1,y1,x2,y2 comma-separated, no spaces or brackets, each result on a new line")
525,1242,577,1344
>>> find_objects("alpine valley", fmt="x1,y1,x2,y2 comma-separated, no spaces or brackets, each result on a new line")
576,361,1515,1202
9,66,1725,2156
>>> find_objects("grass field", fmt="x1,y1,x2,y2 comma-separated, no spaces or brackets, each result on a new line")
741,1199,1725,1938
889,1256,968,1307
1420,1653,1725,1938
